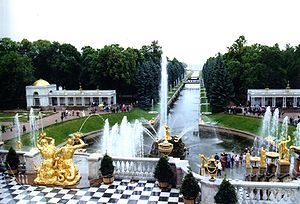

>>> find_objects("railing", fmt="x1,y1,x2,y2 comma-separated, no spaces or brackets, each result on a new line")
179,164,300,203
112,157,159,180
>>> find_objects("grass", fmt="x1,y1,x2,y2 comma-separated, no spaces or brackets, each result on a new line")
208,113,296,138
5,108,156,147
0,111,54,122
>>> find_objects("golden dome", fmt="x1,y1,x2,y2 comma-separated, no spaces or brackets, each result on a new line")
33,79,50,86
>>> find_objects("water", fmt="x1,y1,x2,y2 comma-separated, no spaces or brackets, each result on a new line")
99,116,144,157
261,106,271,138
281,116,289,140
29,108,37,147
271,108,279,143
14,113,21,143
295,123,300,146
159,56,168,138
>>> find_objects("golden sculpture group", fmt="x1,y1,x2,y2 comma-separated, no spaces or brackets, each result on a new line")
34,132,86,186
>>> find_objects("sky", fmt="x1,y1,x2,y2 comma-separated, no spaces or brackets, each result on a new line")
1,0,300,68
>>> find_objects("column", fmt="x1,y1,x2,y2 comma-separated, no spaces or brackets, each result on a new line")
90,97,93,105
294,97,297,108
73,97,77,106
99,97,102,104
251,97,255,107
65,97,68,106
107,97,111,105
113,95,116,104
283,97,286,108
82,97,85,106
272,97,276,107
261,97,265,107
57,97,61,106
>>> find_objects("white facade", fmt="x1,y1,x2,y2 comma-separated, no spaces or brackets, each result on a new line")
26,79,117,108
247,88,300,108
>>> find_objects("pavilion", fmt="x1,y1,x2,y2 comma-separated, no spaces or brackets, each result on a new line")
26,79,117,109
247,84,300,108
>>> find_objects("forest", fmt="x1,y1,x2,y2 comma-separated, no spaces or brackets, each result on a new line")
0,38,186,109
203,36,300,113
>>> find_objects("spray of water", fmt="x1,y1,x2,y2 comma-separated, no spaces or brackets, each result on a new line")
14,113,21,142
29,108,37,147
280,116,289,140
159,56,168,138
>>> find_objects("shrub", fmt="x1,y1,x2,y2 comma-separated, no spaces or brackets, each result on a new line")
154,156,174,182
180,169,200,198
5,147,20,170
214,177,237,204
100,153,114,176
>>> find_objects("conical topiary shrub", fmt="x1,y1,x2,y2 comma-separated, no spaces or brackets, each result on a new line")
154,156,174,188
180,169,200,200
5,147,20,175
214,177,237,204
100,153,114,176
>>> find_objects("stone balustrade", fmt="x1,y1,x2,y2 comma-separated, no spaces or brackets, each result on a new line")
179,164,300,203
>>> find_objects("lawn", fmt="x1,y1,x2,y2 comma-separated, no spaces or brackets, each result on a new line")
208,113,296,138
5,108,157,147
0,111,54,122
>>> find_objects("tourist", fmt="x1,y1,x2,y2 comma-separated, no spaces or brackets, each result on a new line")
214,153,219,161
1,125,5,133
217,160,222,176
22,125,26,133
235,155,239,167
230,153,235,168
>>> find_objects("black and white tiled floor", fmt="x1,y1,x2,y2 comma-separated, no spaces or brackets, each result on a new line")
0,173,184,204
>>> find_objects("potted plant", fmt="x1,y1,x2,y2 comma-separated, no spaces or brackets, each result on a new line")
154,156,174,188
214,177,237,204
180,169,200,204
5,147,20,175
100,153,114,184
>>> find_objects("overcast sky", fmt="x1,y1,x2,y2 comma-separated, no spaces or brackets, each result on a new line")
1,0,300,68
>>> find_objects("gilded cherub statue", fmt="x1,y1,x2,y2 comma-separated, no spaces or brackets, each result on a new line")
260,147,266,168
278,135,291,164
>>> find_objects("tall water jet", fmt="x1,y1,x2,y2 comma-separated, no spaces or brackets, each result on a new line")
100,116,144,157
271,108,279,142
281,116,289,140
29,108,37,147
159,56,168,138
261,106,271,138
14,113,21,150
295,123,300,146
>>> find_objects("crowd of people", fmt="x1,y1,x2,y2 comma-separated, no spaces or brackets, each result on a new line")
214,151,247,176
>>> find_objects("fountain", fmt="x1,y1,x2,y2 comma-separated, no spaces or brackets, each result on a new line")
159,56,168,138
29,108,37,147
14,113,22,150
281,116,289,140
100,116,144,157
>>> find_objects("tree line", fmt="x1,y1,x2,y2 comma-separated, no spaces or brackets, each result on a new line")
0,38,186,109
203,36,300,113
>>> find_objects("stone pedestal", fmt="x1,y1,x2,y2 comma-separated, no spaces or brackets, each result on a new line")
86,153,101,179
277,161,290,176
267,163,277,175
246,167,251,174
259,166,267,175
252,166,259,175
293,157,300,177
24,149,41,174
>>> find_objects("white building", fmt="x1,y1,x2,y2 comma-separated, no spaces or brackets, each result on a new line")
247,86,300,108
26,79,117,109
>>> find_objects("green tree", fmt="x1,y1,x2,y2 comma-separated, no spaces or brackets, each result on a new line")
214,178,237,204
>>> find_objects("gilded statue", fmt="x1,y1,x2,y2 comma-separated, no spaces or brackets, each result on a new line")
260,147,266,168
34,132,86,186
34,132,58,185
165,125,172,141
199,154,208,169
55,132,86,186
278,135,291,163
246,150,251,168
16,140,22,151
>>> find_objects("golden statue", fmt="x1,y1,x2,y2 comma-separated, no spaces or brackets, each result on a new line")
278,135,291,164
34,132,86,186
34,132,58,185
16,140,22,151
199,154,208,169
246,150,251,168
206,155,218,181
165,124,172,141
260,147,266,168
